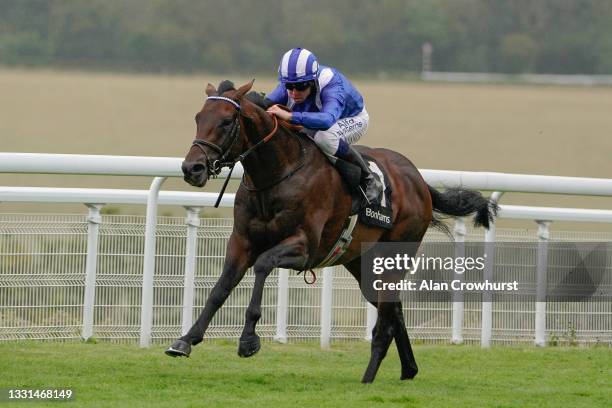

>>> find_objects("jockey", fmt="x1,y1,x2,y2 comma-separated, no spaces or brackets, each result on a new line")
265,47,382,203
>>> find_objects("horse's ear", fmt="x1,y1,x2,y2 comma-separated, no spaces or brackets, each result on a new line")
205,83,217,96
235,79,255,100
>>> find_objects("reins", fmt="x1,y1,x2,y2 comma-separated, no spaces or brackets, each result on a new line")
239,134,306,192
234,114,279,162
193,96,305,207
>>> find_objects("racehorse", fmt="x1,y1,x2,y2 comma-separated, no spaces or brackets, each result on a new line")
166,79,498,383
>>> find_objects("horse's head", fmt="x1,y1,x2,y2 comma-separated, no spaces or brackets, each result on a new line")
182,80,254,187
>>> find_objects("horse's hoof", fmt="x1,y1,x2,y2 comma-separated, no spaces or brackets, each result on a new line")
400,367,418,380
165,339,191,357
361,376,375,384
237,334,260,358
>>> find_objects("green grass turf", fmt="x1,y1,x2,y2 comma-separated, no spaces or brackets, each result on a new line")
0,340,610,407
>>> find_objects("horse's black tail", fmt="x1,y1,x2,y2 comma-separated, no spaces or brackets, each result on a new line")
427,185,499,233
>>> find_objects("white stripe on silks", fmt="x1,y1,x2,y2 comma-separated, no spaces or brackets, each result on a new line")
315,68,334,110
295,49,311,77
317,68,334,89
280,50,292,77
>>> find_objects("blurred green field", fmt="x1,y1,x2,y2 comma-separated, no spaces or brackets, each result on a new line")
1,68,611,228
0,341,610,408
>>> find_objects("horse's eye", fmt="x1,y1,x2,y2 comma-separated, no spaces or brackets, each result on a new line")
194,113,201,123
219,119,232,128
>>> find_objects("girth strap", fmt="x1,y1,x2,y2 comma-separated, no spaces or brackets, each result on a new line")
315,214,359,268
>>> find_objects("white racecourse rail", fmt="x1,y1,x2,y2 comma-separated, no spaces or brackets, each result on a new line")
1,152,611,348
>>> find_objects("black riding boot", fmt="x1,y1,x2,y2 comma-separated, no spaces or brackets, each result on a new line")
342,146,383,203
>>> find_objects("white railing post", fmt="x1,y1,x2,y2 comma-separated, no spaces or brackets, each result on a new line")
139,176,167,347
481,224,495,348
535,220,551,347
82,203,103,341
365,303,377,341
181,206,201,336
274,268,289,343
320,267,333,349
482,192,503,348
452,217,466,344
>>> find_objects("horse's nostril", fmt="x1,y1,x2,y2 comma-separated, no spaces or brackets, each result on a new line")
192,163,205,174
182,161,206,176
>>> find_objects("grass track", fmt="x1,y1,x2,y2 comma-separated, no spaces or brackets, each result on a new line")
0,341,610,407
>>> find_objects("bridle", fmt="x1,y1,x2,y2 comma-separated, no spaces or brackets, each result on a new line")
191,96,243,178
191,95,279,178
190,94,305,207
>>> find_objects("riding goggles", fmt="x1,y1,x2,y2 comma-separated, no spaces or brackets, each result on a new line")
285,81,313,91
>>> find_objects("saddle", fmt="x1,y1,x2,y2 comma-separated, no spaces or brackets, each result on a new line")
314,153,393,268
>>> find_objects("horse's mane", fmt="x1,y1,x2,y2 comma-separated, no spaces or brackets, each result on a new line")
216,79,273,110
243,88,302,133
245,91,273,109
216,79,301,141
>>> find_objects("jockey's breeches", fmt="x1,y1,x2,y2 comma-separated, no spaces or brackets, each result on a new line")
302,108,369,156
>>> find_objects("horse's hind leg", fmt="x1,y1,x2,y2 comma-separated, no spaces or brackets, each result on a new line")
362,302,395,383
238,233,309,358
343,257,395,383
363,302,418,381
392,301,418,380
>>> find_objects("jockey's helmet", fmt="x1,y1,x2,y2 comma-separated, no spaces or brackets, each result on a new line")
278,48,319,84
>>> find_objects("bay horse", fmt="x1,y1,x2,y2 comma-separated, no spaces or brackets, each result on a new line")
166,79,497,383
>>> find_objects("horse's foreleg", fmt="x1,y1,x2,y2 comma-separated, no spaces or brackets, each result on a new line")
362,302,395,383
238,233,309,358
392,302,418,380
165,234,251,358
